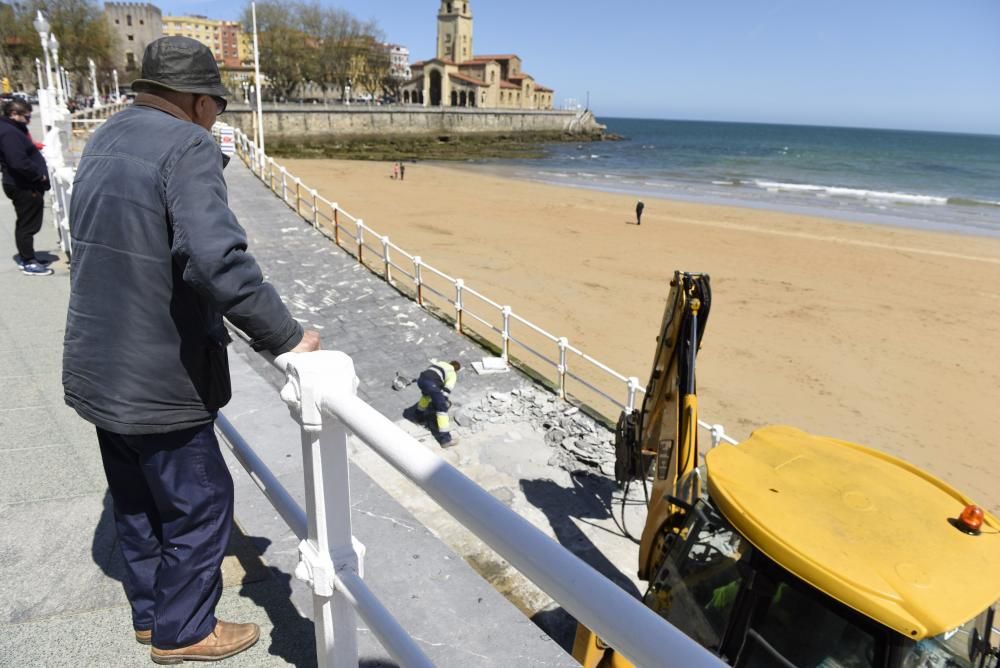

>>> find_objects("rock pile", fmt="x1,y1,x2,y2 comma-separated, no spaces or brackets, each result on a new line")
454,386,617,475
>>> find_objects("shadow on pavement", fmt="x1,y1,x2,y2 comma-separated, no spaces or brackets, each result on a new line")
520,471,643,653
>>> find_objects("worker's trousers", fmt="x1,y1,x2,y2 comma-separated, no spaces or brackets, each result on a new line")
97,421,233,649
416,370,451,435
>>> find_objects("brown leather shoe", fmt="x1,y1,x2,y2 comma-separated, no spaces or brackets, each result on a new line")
150,621,260,665
136,629,152,645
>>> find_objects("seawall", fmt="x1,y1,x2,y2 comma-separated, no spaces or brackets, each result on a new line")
224,105,606,140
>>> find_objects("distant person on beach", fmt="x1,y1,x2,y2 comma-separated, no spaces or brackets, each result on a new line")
408,359,461,446
392,162,399,180
62,36,320,664
0,98,52,276
399,162,406,181
636,200,645,225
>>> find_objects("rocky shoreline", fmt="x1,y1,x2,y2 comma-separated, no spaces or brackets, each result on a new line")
267,130,619,161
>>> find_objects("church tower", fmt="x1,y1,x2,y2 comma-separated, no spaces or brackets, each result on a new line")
436,1,473,63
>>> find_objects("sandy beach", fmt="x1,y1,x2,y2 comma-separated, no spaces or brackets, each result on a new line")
280,157,1000,513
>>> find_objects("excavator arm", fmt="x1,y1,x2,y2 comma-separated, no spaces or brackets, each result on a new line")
575,272,711,667
615,271,712,580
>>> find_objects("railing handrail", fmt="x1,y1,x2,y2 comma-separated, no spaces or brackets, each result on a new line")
253,349,726,667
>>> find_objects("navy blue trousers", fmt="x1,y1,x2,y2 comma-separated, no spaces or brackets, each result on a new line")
97,421,234,649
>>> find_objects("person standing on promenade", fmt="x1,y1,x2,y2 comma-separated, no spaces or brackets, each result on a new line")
409,359,461,446
635,200,645,225
62,37,321,664
0,98,53,276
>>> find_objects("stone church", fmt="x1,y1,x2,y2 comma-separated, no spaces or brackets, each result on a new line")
400,1,555,110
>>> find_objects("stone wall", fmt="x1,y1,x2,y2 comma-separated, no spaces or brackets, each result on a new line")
225,105,605,139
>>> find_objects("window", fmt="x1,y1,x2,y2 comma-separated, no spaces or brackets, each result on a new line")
644,501,750,652
739,580,877,668
125,51,136,71
115,19,119,24
139,19,144,25
127,34,134,41
126,14,132,26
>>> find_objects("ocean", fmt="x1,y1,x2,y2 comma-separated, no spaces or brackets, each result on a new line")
468,118,1000,238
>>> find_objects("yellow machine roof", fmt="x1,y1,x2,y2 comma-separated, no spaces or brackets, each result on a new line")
705,425,1000,639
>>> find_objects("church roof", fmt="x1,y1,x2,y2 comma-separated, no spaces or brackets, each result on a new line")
449,72,487,86
534,84,553,92
470,53,520,61
498,80,520,89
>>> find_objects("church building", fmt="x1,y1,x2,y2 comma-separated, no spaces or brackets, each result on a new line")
400,1,555,110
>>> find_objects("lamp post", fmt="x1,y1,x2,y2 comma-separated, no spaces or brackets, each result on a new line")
112,69,120,100
32,12,52,90
89,58,101,108
34,58,43,93
251,1,265,164
49,35,65,106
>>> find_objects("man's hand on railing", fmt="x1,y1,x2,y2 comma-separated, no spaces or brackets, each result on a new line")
289,329,322,353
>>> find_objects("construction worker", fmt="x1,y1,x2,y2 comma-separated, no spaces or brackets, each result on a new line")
413,359,461,446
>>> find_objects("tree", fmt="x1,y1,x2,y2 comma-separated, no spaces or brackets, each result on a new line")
0,0,116,93
242,0,387,102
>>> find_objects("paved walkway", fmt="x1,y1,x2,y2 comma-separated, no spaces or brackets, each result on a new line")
0,156,592,665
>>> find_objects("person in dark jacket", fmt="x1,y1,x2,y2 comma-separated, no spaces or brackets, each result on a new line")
635,200,645,225
62,36,321,663
0,98,52,275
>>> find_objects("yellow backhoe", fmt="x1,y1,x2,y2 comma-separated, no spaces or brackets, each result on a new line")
573,271,1000,668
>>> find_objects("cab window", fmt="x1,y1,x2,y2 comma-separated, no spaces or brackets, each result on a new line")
738,576,877,668
646,501,749,652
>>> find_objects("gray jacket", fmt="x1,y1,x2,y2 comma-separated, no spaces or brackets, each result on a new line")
63,95,302,434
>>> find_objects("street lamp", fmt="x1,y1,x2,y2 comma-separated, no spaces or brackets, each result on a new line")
112,69,120,100
32,11,52,90
49,34,65,106
89,58,101,108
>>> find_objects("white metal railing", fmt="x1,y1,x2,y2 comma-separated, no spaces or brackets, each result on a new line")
216,349,726,667
228,127,741,448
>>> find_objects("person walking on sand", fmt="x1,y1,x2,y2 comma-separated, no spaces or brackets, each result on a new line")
399,162,406,181
636,200,645,225
392,162,399,180
0,98,53,276
62,36,321,664
409,359,461,446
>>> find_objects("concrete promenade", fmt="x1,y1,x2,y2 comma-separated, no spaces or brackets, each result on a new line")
0,153,631,665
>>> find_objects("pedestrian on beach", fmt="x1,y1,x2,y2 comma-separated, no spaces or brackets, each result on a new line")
62,36,321,664
0,98,52,276
636,200,645,225
409,359,461,446
392,162,399,180
399,162,406,181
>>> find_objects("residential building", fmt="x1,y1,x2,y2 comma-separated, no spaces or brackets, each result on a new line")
161,14,247,69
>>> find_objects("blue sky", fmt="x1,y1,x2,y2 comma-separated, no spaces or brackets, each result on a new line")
154,0,1000,134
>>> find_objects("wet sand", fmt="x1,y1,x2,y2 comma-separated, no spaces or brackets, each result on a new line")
281,157,1000,513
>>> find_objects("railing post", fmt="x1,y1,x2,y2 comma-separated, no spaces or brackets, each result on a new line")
454,279,464,333
501,306,511,360
414,256,423,306
382,236,392,282
709,424,726,449
268,158,276,191
281,352,365,668
626,376,641,413
356,220,365,264
294,177,302,216
280,166,288,203
333,205,340,246
311,188,319,228
557,337,568,399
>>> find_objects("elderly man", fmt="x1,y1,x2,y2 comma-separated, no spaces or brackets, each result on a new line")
0,98,52,275
63,37,320,663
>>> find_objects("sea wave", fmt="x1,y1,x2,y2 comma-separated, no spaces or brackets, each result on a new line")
752,180,948,206
947,197,1000,208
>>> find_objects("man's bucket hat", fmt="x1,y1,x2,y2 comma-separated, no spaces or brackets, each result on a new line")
131,36,229,98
